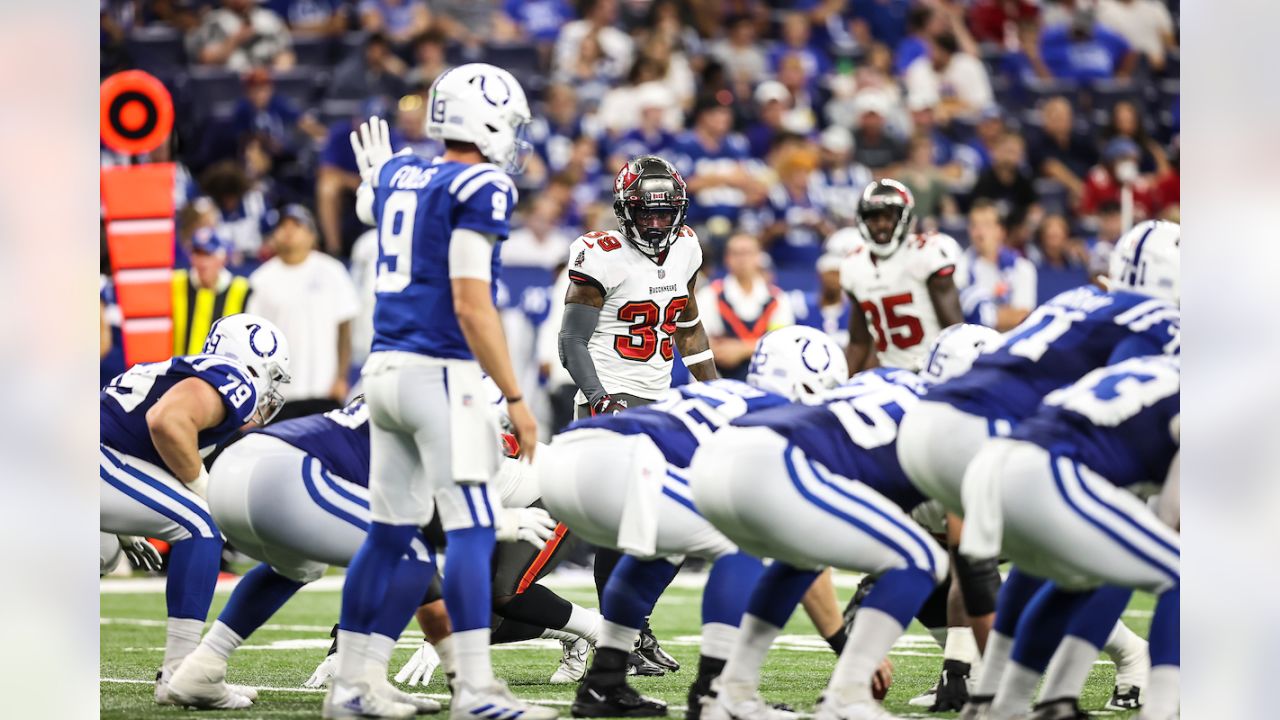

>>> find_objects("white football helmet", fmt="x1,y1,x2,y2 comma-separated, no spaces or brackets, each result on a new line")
919,323,1001,385
747,326,849,402
202,313,292,424
1106,220,1180,305
426,63,532,174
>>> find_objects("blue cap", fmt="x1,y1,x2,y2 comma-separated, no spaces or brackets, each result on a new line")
1104,137,1140,161
191,227,232,255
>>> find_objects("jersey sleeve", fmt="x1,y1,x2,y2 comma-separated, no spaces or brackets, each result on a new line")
566,233,619,296
453,167,518,239
913,232,961,281
174,356,258,426
1109,307,1180,363
680,226,703,285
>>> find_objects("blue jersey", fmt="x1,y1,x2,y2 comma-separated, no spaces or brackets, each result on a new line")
257,400,372,487
101,355,258,472
733,369,928,511
567,379,790,468
369,156,517,359
928,286,1179,422
1015,356,1179,488
670,132,758,226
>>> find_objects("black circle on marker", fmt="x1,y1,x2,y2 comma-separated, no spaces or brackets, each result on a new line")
109,90,158,140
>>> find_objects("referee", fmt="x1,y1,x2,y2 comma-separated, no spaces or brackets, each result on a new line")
171,228,251,356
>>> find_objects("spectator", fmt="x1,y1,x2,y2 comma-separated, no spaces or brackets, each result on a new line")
1028,213,1089,304
906,100,974,193
672,100,766,242
1079,137,1159,223
965,104,1008,172
358,0,430,47
393,92,442,157
405,28,450,89
811,125,873,225
1085,200,1126,283
1039,8,1135,82
904,32,994,122
187,0,296,71
1026,95,1098,201
200,160,269,260
768,11,832,89
502,196,572,270
794,238,854,348
231,69,326,161
265,0,348,36
966,0,1039,46
710,14,768,88
1096,0,1176,73
554,0,634,83
554,31,619,110
170,228,254,356
972,131,1038,238
893,5,940,75
607,84,679,170
773,53,820,134
500,0,574,46
852,91,907,174
744,81,793,159
530,83,589,175
753,144,834,271
898,134,954,223
956,199,1036,330
315,99,405,256
849,0,912,52
696,233,795,380
247,205,359,420
430,0,505,47
1103,99,1169,176
327,32,407,101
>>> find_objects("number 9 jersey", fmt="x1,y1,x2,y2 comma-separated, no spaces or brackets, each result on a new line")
566,225,703,402
837,228,962,370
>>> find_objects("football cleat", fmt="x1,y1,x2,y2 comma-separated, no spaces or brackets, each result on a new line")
322,681,417,719
697,678,796,720
571,680,667,718
1027,698,1089,720
628,650,667,677
163,646,256,710
929,659,971,711
956,696,993,720
812,695,904,720
906,684,937,708
636,628,680,673
551,637,592,684
1107,684,1143,710
451,679,558,720
155,665,258,707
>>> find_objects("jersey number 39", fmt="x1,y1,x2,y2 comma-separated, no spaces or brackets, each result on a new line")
615,297,689,362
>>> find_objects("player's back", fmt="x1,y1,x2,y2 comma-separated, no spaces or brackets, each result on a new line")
370,155,516,359
733,368,928,510
1013,355,1179,489
928,285,1179,422
101,354,258,471
566,378,789,467
255,400,372,487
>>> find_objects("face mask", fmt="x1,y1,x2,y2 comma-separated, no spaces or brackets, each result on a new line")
1115,159,1139,183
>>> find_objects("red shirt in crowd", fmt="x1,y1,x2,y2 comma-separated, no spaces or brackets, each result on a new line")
1078,165,1160,218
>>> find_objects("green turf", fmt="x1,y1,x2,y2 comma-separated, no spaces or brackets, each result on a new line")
101,575,1150,719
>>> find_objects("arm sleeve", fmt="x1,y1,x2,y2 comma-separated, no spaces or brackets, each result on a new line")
355,182,376,226
448,228,497,282
558,302,608,405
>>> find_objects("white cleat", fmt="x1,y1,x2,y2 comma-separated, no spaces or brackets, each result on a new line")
906,684,937,707
323,681,418,719
813,695,904,720
549,638,590,684
450,679,559,720
373,675,442,714
164,647,256,709
704,692,799,720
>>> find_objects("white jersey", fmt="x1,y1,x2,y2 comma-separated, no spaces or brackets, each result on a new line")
567,227,703,401
837,228,961,370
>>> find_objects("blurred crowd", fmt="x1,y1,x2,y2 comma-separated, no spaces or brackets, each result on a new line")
100,0,1180,433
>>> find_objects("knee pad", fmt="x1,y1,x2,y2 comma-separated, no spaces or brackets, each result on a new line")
954,553,1001,616
436,482,497,531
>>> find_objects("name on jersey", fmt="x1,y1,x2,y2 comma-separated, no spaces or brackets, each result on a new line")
650,283,679,294
1050,286,1115,312
388,165,439,190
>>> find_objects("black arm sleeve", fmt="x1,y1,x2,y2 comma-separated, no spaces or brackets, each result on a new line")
558,302,608,405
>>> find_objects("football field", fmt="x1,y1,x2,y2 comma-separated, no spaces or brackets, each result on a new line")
101,571,1149,719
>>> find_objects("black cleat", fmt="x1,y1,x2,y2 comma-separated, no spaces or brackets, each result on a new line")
929,659,971,711
572,681,668,718
637,627,681,673
1106,684,1142,710
957,695,993,720
1028,697,1090,719
628,651,666,677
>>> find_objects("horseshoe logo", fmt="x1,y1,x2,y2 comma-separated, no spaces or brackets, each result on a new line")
247,323,279,358
470,73,512,107
799,338,831,374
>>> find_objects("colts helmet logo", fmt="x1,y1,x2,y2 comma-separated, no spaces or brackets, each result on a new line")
246,323,279,358
798,338,832,374
469,72,511,107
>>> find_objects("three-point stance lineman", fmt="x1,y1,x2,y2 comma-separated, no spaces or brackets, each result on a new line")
326,63,556,720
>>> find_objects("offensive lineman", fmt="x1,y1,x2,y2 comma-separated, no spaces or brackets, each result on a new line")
100,313,291,710
328,63,555,720
557,155,719,673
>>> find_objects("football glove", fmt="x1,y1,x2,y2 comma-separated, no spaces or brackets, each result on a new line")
495,507,557,549
393,640,441,687
118,535,163,572
349,115,394,185
303,653,336,689
591,394,628,416
500,433,520,458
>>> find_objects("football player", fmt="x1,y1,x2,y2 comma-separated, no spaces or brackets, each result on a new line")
557,154,719,673
689,325,996,720
539,326,847,718
896,220,1179,719
100,313,291,710
963,356,1179,720
332,63,552,720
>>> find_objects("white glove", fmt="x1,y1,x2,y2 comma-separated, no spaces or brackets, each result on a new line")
349,115,394,185
394,640,440,687
118,535,163,572
186,466,210,499
495,507,557,549
303,653,337,689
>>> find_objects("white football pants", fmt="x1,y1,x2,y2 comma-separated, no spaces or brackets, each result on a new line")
897,399,1011,515
100,444,218,543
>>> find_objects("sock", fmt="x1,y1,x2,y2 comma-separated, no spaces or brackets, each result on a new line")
163,617,205,674
599,619,642,652
988,661,1041,719
452,627,494,688
1149,586,1179,668
495,583,573,629
1065,585,1132,649
944,626,979,665
827,607,904,703
217,563,305,638
564,603,602,643
700,622,738,661
992,568,1047,638
972,631,1014,698
1144,665,1179,717
201,620,245,662
436,635,455,675
594,547,624,605
1010,584,1092,673
746,562,820,628
602,556,678,630
929,627,949,649
1038,635,1099,703
165,537,222,622
825,629,847,655
369,555,435,640
702,552,765,626
1103,620,1149,688
442,526,497,633
335,630,370,685
492,620,546,644
719,614,781,701
540,627,579,643
366,633,397,677
341,522,420,635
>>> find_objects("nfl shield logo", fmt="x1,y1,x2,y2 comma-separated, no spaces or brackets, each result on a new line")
657,269,666,279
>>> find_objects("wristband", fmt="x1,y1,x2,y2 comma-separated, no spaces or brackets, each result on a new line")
505,395,523,405
675,316,701,329
682,349,714,367
187,467,211,499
